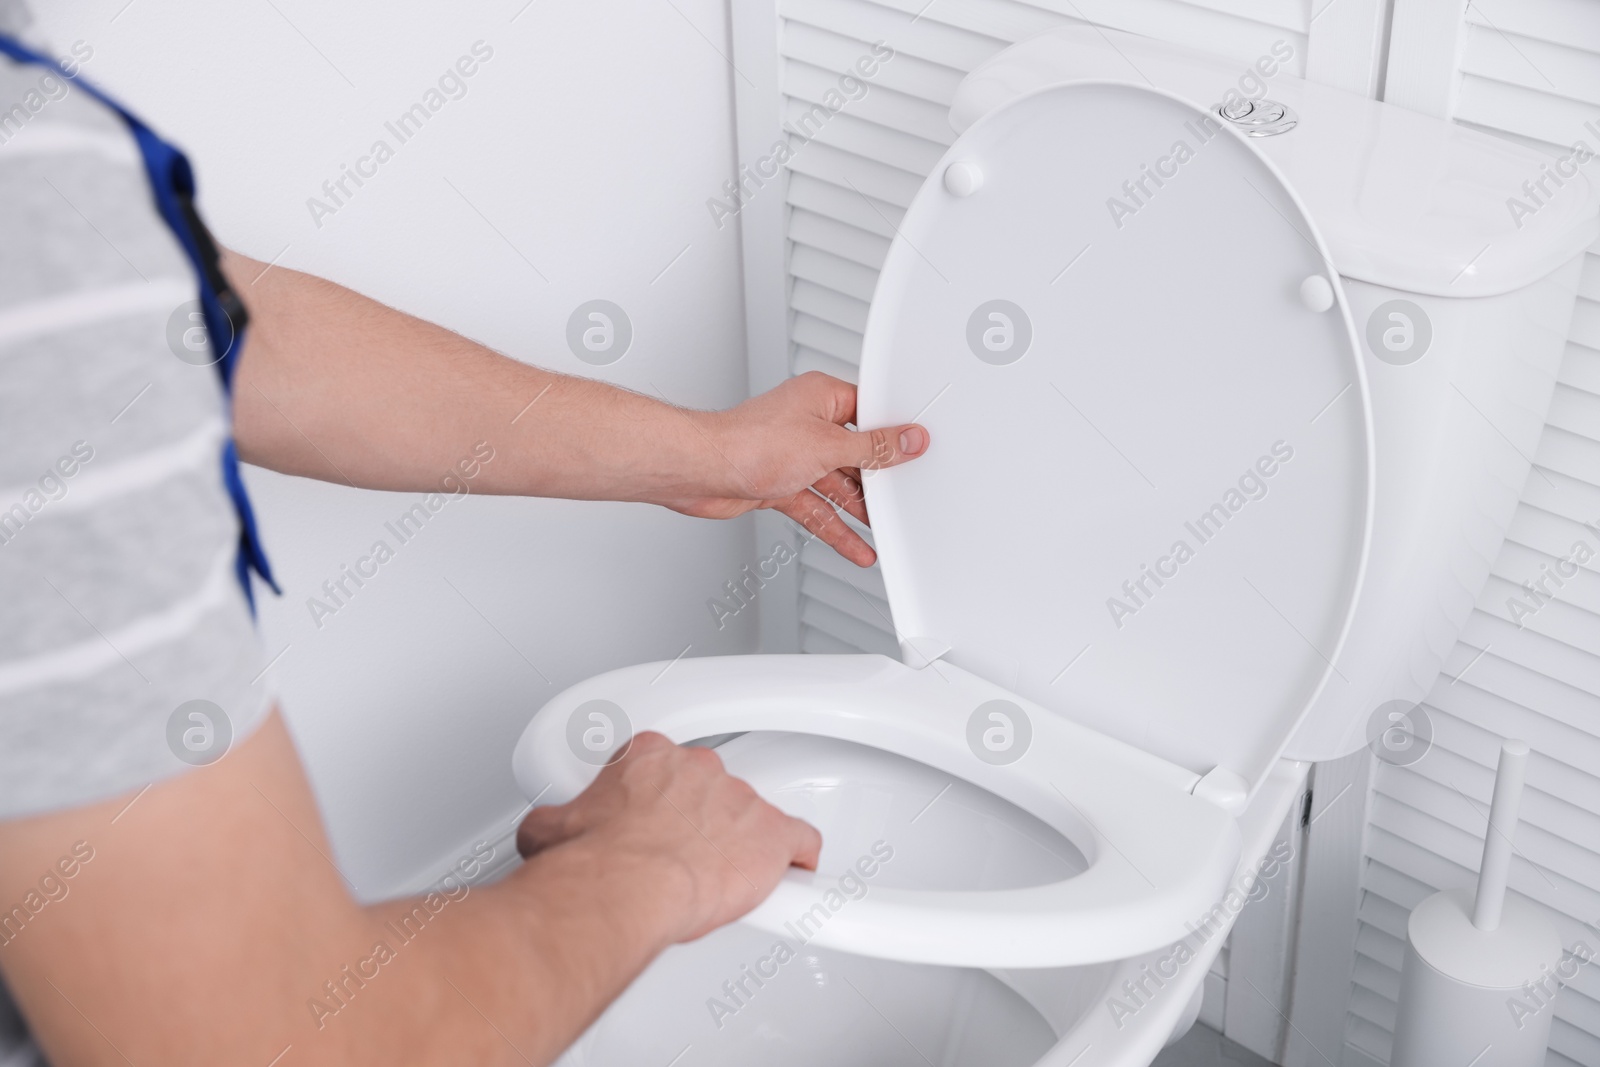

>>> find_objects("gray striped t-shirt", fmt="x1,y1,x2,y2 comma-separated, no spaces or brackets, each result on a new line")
0,31,269,820
2,10,273,1060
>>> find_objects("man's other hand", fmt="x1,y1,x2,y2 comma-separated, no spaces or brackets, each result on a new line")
516,732,821,944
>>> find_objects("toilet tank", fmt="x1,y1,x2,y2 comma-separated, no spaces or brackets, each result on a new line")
950,26,1599,761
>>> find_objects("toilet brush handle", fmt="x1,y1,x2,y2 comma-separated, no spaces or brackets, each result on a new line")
1473,740,1530,932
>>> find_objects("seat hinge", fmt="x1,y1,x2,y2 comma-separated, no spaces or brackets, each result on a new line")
898,635,952,670
1192,766,1250,816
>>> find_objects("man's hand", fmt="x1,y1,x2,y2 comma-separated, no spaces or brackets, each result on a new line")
516,733,821,945
660,372,929,567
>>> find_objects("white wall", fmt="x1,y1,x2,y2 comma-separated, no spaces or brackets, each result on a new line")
30,0,758,897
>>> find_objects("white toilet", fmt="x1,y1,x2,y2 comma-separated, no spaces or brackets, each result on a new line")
512,26,1596,1066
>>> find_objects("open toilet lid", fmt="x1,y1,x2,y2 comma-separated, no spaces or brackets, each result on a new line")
858,82,1373,795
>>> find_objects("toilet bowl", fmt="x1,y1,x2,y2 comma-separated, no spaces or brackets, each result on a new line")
513,24,1597,1065
539,732,1306,1066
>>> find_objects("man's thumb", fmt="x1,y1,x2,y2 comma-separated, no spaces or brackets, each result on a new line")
841,424,929,471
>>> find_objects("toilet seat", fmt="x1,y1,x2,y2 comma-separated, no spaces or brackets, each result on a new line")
515,81,1371,973
513,653,1240,968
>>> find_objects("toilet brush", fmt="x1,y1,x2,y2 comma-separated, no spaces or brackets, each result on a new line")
1390,740,1564,1067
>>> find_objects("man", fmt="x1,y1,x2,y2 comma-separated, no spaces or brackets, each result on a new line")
0,5,930,1063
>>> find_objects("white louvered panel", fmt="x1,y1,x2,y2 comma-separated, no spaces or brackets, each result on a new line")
1519,465,1600,530
1483,569,1600,645
1574,300,1600,352
790,277,870,333
784,62,959,144
800,565,893,630
1499,531,1600,619
792,310,864,364
1581,251,1600,298
1349,958,1398,1013
799,623,868,654
1446,630,1600,764
1459,612,1600,702
1456,0,1600,148
1427,680,1600,818
1343,8,1600,1050
781,0,1008,71
788,171,900,236
1553,379,1600,442
850,0,1308,69
785,139,921,211
792,344,860,382
1535,427,1600,503
1465,0,1600,54
1458,75,1597,152
1371,745,1600,901
789,207,892,270
784,105,950,174
1461,27,1600,106
802,535,891,598
1565,345,1600,394
782,20,971,106
1361,792,1593,940
1465,23,1600,100
798,568,899,655
789,242,880,302
796,544,895,666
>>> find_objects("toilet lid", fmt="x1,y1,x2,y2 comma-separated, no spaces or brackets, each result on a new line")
858,82,1373,794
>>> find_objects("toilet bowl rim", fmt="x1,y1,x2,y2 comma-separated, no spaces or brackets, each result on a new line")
512,653,1245,968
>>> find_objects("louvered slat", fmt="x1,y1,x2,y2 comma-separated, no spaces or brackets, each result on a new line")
789,242,881,302
782,104,950,174
788,171,901,237
792,310,864,364
792,344,861,382
781,19,970,106
790,277,871,333
780,0,1008,71
790,207,891,270
785,139,923,209
1459,26,1600,106
784,58,958,143
1465,0,1600,46
1457,75,1598,155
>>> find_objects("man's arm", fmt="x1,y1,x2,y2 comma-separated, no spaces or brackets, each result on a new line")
224,253,928,567
0,715,816,1066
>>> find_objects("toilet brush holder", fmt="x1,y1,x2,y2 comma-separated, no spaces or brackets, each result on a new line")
1390,741,1564,1067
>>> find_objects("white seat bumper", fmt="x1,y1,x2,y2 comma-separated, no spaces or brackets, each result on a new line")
512,654,1242,969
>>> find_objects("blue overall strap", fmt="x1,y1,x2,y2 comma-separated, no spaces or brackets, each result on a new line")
0,33,280,612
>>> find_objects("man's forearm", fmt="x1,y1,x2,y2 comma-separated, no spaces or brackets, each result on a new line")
223,252,719,505
0,714,685,1067
222,250,931,564
352,837,679,1066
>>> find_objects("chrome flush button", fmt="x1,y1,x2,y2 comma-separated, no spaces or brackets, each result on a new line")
1215,97,1298,137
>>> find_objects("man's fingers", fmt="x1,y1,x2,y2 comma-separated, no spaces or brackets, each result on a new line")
787,817,823,872
777,491,876,567
515,804,578,859
830,423,928,475
811,469,869,526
